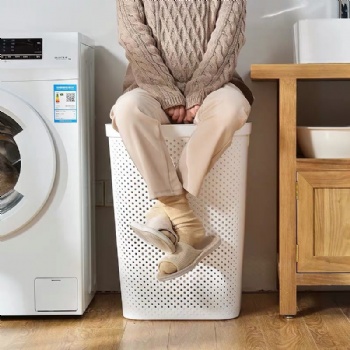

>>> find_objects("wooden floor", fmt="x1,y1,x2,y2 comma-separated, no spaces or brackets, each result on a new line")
1,292,350,349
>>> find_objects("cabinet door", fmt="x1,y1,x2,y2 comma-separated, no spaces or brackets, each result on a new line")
297,171,350,272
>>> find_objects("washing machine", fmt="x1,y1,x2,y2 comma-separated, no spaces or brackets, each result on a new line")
0,32,96,315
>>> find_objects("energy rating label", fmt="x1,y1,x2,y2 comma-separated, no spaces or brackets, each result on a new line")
54,84,78,123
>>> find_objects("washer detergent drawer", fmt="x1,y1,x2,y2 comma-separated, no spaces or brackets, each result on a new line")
35,278,78,312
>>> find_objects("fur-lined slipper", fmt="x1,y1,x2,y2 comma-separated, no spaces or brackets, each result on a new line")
156,235,221,281
131,203,178,253
131,222,178,254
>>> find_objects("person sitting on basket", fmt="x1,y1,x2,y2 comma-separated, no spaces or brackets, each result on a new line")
110,0,253,281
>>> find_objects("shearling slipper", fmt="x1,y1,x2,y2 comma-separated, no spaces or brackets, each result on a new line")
131,221,178,254
131,203,179,253
156,235,221,281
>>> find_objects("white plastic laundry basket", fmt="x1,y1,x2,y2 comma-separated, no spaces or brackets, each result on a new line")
106,123,252,320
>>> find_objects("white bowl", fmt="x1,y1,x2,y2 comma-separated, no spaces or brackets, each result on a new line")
297,126,350,159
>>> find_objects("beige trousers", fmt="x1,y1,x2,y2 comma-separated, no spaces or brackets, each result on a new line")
110,83,251,199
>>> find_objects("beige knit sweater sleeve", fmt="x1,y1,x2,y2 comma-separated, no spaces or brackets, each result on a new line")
116,0,186,110
185,0,247,109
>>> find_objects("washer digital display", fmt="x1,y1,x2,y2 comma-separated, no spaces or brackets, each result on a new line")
0,38,42,60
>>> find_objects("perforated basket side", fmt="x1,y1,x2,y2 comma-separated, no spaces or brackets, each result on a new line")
108,132,249,320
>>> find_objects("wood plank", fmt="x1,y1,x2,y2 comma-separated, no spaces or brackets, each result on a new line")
0,318,99,350
79,293,126,329
168,321,216,350
297,257,350,272
332,292,350,320
298,171,350,188
297,173,314,273
0,319,42,350
0,293,125,350
252,293,316,349
63,327,123,350
215,294,268,350
62,293,125,349
297,273,350,285
279,78,297,316
251,64,350,80
298,292,350,349
119,321,170,350
296,159,350,171
315,189,350,257
26,319,80,350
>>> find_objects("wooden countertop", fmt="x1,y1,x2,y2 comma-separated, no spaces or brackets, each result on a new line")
250,63,350,80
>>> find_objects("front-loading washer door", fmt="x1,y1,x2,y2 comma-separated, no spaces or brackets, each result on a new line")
0,89,56,238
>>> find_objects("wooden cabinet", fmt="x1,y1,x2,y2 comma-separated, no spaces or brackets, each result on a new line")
251,64,350,316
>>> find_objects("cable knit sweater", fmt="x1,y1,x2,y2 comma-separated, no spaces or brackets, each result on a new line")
116,0,253,110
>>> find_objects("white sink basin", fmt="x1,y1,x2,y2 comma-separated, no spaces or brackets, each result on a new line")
294,19,350,63
297,126,350,158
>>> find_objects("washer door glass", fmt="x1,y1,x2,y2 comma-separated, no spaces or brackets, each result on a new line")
0,110,23,213
0,89,56,238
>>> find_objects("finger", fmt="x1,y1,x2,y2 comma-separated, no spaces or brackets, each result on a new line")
192,107,199,119
187,109,195,120
184,111,191,123
172,108,180,122
166,107,174,116
184,115,192,124
177,107,185,123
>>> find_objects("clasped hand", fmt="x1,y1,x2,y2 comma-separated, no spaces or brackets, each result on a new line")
165,105,200,124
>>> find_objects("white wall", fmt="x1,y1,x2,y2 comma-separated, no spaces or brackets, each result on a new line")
0,0,338,292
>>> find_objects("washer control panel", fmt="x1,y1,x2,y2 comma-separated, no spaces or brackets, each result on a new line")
0,38,42,60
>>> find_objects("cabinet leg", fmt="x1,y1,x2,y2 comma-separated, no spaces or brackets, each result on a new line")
279,276,297,316
278,78,298,317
